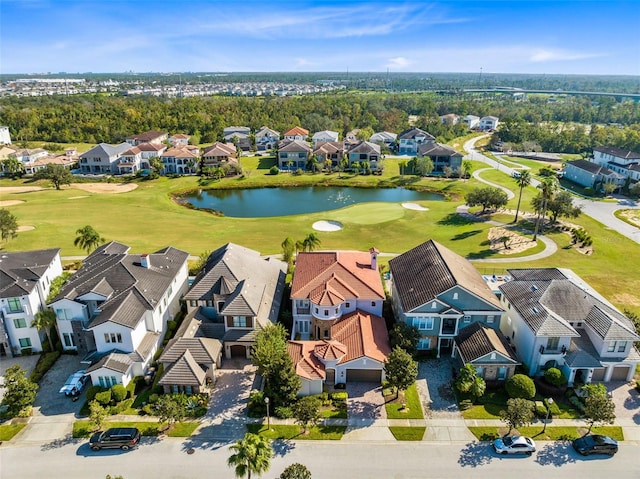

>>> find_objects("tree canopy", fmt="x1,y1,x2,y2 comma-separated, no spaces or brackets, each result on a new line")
74,225,105,254
227,432,273,479
465,186,509,213
33,164,74,190
0,209,18,246
384,346,418,399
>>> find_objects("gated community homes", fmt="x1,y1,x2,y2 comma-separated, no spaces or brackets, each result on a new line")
3,235,638,396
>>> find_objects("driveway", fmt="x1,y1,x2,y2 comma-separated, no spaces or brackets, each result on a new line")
346,382,386,420
606,380,640,424
32,353,87,417
417,358,461,419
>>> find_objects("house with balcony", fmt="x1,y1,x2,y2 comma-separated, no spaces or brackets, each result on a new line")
347,141,382,170
288,249,390,390
255,126,280,151
136,142,167,169
161,146,199,174
126,130,168,146
388,240,504,359
202,142,237,168
48,242,189,388
182,243,287,359
397,128,435,155
278,140,311,170
283,126,309,141
79,143,130,174
563,159,625,191
498,268,640,385
417,143,463,173
311,130,339,148
117,146,143,174
0,248,62,356
479,116,499,131
312,141,344,168
592,146,640,183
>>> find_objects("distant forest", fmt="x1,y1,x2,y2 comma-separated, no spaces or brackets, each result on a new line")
1,89,639,153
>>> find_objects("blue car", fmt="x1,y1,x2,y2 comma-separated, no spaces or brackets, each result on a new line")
59,370,88,397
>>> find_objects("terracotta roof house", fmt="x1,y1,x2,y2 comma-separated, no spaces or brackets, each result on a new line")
388,240,504,358
136,141,167,161
397,128,435,155
161,146,199,174
417,143,463,173
288,249,389,391
49,242,190,388
183,243,287,359
499,268,640,385
79,142,130,174
312,141,344,167
126,130,168,146
118,146,143,175
455,322,519,381
278,139,311,170
563,159,625,191
0,248,62,357
23,152,77,175
202,142,237,167
283,126,309,141
347,141,382,170
169,133,191,146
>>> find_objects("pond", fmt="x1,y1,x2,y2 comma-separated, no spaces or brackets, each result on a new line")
180,186,444,218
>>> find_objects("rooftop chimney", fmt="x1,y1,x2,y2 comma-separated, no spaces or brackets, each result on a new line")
141,254,150,269
369,247,379,270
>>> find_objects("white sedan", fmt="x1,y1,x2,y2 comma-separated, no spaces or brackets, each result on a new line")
493,436,536,455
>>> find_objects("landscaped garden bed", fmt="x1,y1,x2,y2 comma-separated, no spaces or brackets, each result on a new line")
384,383,424,419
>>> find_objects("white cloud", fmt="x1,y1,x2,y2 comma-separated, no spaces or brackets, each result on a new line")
386,57,413,69
529,49,603,62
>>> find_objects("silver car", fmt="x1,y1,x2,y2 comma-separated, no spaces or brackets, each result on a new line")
493,436,536,455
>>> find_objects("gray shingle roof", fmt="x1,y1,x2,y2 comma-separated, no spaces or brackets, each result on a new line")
86,352,133,374
389,240,503,313
564,330,603,368
81,142,130,159
160,337,222,364
348,141,381,155
0,248,60,298
398,128,435,141
566,159,620,177
418,143,463,158
279,139,311,153
455,322,519,364
158,350,207,386
594,146,640,160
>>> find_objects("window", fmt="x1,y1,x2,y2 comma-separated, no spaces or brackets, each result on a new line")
104,333,122,344
476,367,484,377
463,315,471,323
371,301,376,307
324,329,329,338
487,315,495,324
217,301,225,312
546,337,560,351
607,341,616,352
412,317,433,330
617,342,626,353
497,367,507,380
63,333,74,347
315,307,319,314
417,338,430,350
19,338,32,348
205,300,213,307
345,302,350,308
56,308,73,320
13,318,27,329
324,310,329,316
7,298,22,312
233,316,247,327
490,352,496,360
189,300,197,307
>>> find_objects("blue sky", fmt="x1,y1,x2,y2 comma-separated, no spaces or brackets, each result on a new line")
2,0,639,75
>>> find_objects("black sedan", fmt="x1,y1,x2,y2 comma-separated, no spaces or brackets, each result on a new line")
572,435,618,456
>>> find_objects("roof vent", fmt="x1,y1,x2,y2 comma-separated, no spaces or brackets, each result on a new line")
531,285,538,292
532,307,539,313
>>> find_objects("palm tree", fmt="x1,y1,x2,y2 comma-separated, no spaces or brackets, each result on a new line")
227,432,273,479
303,233,321,252
398,160,407,178
32,309,57,351
74,225,104,254
533,177,559,241
513,169,532,223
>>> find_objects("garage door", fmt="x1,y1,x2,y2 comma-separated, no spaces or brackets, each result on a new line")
346,369,382,382
611,366,630,381
230,345,247,358
591,368,606,381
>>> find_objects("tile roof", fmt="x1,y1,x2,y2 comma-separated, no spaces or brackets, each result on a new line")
331,310,390,364
287,341,326,380
171,133,190,139
348,141,381,155
455,322,519,363
398,128,435,141
313,141,344,155
284,126,309,137
86,352,133,374
0,248,60,298
389,240,502,313
314,340,348,360
566,159,621,177
202,142,236,157
291,251,385,304
312,130,339,141
160,337,222,365
161,146,199,159
255,126,280,138
137,142,166,152
122,146,142,156
369,131,397,142
158,350,207,386
418,143,463,158
52,242,189,330
564,330,603,368
594,146,640,160
279,139,311,153
184,243,287,330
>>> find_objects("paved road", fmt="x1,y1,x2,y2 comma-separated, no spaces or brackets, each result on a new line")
464,136,640,244
1,438,638,479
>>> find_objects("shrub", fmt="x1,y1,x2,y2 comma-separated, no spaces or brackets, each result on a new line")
248,391,266,416
111,384,127,402
94,390,112,406
29,351,61,383
86,385,104,402
148,393,160,404
269,166,279,175
275,406,293,419
459,399,473,410
329,392,348,403
142,404,155,415
584,187,595,196
544,368,567,387
505,374,536,399
569,396,586,413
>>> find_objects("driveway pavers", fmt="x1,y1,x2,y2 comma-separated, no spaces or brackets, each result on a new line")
417,358,462,419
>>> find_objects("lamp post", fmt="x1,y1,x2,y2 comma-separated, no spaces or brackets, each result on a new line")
264,396,271,430
543,397,554,433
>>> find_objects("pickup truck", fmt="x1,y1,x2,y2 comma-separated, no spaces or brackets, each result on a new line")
59,370,89,396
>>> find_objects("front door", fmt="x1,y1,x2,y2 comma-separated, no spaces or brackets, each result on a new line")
440,338,453,355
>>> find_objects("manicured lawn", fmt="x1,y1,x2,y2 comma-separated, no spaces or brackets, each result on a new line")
385,384,424,419
320,405,347,419
0,423,26,441
166,421,199,437
468,426,624,441
246,424,346,440
460,389,509,420
73,421,163,438
389,426,426,441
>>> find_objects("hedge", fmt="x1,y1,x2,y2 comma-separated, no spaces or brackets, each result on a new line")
29,351,61,383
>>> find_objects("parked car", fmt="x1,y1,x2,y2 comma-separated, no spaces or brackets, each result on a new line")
89,428,141,451
493,436,536,455
572,434,618,456
59,370,89,397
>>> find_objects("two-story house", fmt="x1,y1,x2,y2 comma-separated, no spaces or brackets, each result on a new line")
125,130,168,146
439,114,460,125
288,249,390,391
161,146,199,174
479,116,500,131
254,126,280,151
369,131,397,150
417,143,463,173
462,115,480,129
397,128,435,155
169,133,190,146
79,143,130,174
278,140,311,170
311,130,339,148
347,141,381,170
499,268,640,385
223,126,252,151
313,141,344,168
49,242,189,388
389,240,505,360
202,142,237,168
0,248,62,356
118,146,143,174
283,127,309,141
563,159,625,191
592,146,640,183
137,142,167,170
182,243,287,359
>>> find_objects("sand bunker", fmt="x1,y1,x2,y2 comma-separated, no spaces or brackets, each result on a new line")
402,202,429,211
69,196,90,199
488,227,536,255
0,186,44,193
65,183,138,194
0,200,24,207
313,220,343,232
17,225,35,232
